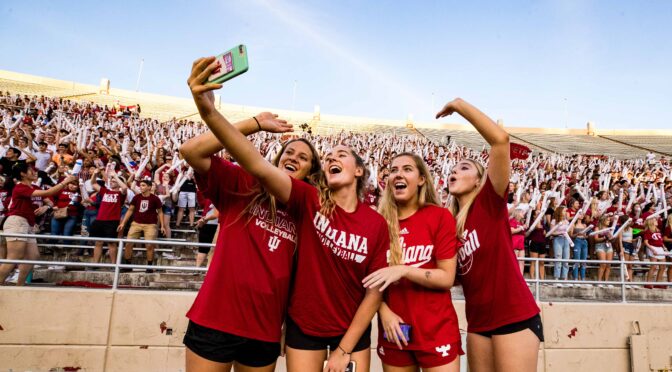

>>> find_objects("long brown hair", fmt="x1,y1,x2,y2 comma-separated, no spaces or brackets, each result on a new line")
240,138,322,225
379,153,439,265
316,146,369,217
447,159,487,240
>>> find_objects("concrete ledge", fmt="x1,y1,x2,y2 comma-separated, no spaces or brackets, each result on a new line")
0,345,106,372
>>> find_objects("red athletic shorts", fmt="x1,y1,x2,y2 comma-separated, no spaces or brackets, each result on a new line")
377,341,464,368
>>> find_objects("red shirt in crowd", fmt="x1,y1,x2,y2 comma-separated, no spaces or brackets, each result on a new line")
286,178,389,337
379,205,460,350
96,187,125,221
457,177,539,333
644,230,664,248
54,190,81,217
509,217,525,250
7,183,38,226
187,157,296,343
130,193,162,224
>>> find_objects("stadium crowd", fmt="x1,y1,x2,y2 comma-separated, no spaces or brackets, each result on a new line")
0,90,671,288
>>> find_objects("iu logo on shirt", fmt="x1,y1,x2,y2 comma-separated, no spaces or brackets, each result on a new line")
139,200,149,213
435,343,451,357
268,235,281,252
457,229,481,275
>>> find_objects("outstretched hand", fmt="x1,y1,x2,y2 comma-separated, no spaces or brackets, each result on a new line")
255,112,293,134
435,98,463,119
187,57,223,116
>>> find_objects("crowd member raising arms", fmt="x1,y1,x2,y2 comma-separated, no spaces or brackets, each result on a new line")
363,152,462,371
438,98,542,372
186,57,389,372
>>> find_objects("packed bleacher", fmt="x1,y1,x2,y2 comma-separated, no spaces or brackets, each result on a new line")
0,89,670,291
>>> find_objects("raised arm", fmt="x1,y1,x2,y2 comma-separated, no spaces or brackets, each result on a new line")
180,114,292,174
181,57,293,203
437,98,510,197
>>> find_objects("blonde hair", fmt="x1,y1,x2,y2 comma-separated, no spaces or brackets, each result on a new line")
379,153,439,265
317,146,369,217
645,218,658,232
448,159,487,241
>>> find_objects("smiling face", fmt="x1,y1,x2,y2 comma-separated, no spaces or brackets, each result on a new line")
448,159,484,197
324,145,362,190
389,155,425,206
276,140,315,180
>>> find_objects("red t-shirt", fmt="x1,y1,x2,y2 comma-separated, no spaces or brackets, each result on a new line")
130,194,162,224
457,177,539,333
509,217,525,250
186,157,296,343
7,183,37,225
644,230,664,248
379,205,460,350
286,178,389,337
54,190,81,217
96,187,124,221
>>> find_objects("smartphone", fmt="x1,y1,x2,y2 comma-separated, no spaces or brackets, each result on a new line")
383,323,412,343
323,360,356,372
207,44,249,84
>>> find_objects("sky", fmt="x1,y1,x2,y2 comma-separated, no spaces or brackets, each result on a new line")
1,0,671,130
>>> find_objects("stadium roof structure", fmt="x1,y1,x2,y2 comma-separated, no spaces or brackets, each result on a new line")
1,70,671,159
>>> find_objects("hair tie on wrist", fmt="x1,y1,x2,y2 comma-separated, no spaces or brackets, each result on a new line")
337,345,351,355
253,116,261,131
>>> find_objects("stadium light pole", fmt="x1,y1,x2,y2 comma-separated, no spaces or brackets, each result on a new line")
135,58,144,92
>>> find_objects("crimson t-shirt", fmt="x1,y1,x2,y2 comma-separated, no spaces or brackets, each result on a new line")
287,178,389,337
130,194,162,224
644,230,664,248
96,187,125,221
7,183,37,225
457,177,539,333
509,217,525,250
186,156,296,343
378,205,460,350
54,190,81,217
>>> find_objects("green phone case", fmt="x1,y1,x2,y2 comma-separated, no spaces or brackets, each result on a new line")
207,44,249,84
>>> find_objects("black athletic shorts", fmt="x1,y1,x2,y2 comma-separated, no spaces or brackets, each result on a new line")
183,320,280,367
89,220,120,239
528,241,547,255
197,224,218,254
475,314,544,342
285,316,371,352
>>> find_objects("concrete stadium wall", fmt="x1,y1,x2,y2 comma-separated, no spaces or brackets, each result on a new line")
2,287,671,371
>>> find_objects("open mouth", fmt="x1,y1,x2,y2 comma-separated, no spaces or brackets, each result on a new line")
394,182,407,190
284,163,297,172
449,176,457,183
328,165,342,174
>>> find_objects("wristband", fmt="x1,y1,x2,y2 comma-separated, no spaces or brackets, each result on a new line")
253,116,261,131
337,345,350,355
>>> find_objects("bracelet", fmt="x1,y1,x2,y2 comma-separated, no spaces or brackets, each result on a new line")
337,345,351,355
253,116,261,131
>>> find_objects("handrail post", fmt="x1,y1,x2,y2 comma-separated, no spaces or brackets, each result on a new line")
620,257,626,303
535,258,540,301
112,238,124,290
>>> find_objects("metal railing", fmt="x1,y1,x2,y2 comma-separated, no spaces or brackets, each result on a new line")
522,256,672,303
1,232,671,302
0,232,213,289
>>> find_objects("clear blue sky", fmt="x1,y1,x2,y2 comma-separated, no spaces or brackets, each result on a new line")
1,1,671,130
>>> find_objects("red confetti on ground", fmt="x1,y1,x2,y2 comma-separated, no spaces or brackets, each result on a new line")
548,302,553,306
63,367,82,372
160,321,167,334
0,324,4,331
567,327,578,338
140,345,148,349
